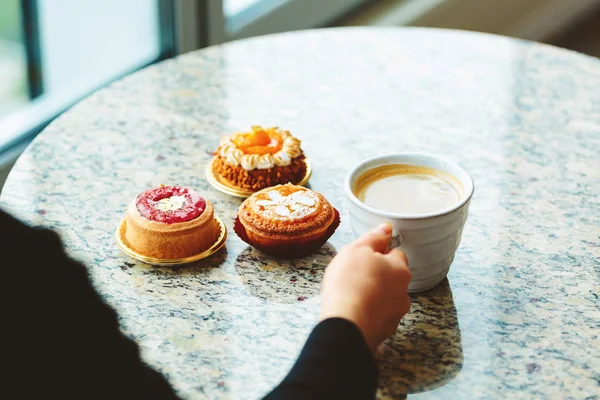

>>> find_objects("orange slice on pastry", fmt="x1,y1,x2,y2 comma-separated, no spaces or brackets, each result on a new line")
233,126,283,155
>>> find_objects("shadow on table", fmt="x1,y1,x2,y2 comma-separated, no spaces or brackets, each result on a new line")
376,279,463,399
131,246,230,276
233,243,336,303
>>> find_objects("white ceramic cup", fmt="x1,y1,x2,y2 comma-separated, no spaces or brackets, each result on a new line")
344,153,474,293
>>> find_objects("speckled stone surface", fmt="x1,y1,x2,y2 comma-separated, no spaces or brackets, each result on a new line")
1,28,599,399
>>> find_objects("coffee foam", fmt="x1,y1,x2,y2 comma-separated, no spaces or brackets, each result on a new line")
353,164,464,214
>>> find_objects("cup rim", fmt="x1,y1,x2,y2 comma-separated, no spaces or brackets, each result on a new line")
344,152,475,220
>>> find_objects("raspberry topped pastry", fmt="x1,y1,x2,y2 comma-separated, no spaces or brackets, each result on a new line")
234,184,340,258
213,126,307,191
124,186,219,259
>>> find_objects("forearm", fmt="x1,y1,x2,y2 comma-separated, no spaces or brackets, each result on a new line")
265,318,378,400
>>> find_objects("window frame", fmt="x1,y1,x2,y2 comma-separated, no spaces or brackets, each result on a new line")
22,0,43,99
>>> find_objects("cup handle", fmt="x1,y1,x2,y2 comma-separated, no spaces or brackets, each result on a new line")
386,232,402,253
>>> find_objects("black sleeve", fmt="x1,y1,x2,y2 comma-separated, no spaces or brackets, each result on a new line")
1,209,180,400
265,318,378,400
2,208,377,400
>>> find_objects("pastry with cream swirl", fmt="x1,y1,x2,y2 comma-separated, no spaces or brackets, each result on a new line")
213,126,307,191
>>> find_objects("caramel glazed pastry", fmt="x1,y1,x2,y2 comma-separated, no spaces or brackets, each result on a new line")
125,186,219,259
238,184,337,251
213,126,308,191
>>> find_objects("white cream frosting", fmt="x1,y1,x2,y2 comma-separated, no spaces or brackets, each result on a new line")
156,195,186,211
217,128,302,170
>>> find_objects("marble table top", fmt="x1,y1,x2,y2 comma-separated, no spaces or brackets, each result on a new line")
1,27,599,399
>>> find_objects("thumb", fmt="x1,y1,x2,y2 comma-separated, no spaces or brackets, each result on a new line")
354,223,392,253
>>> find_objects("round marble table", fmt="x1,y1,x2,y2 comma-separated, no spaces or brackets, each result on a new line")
2,28,599,399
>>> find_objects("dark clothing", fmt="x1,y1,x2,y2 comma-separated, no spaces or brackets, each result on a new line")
265,318,377,399
2,209,377,399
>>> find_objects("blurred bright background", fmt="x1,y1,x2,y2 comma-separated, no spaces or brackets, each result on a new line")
0,1,27,117
1,0,600,187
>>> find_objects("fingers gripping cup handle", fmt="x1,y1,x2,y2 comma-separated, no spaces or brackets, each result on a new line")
386,231,402,253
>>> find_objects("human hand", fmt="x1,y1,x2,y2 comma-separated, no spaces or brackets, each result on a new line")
320,223,412,351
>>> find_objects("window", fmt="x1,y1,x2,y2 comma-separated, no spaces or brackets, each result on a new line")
0,0,27,117
38,0,162,101
198,0,372,45
0,0,175,156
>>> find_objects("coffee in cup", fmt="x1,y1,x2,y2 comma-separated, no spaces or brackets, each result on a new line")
352,164,463,215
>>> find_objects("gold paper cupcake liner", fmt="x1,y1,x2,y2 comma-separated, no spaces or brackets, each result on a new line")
205,157,312,199
115,215,227,266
